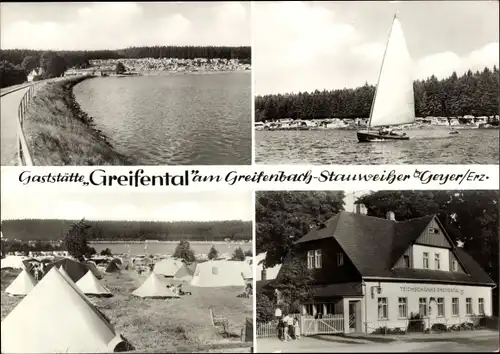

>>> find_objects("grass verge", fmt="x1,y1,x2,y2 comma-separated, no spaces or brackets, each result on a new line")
23,76,133,165
1,268,252,352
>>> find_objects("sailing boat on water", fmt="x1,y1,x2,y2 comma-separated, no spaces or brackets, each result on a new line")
357,14,415,142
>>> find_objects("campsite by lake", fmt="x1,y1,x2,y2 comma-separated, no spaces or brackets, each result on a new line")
73,71,251,165
89,241,252,256
255,127,500,164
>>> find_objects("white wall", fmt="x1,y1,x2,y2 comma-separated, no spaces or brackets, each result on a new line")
412,245,450,271
364,281,492,332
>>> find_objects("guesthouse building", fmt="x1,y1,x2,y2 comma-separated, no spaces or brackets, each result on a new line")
265,207,495,335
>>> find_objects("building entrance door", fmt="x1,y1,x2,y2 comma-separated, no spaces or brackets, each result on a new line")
348,300,362,333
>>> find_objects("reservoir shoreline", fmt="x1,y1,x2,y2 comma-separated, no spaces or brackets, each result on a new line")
24,76,132,165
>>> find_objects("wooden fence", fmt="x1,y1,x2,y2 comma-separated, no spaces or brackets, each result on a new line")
256,314,344,338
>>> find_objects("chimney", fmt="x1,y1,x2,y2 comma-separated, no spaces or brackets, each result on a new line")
355,203,368,215
386,211,396,221
261,268,267,281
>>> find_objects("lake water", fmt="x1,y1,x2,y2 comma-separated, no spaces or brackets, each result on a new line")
255,128,499,164
89,242,252,256
74,72,251,165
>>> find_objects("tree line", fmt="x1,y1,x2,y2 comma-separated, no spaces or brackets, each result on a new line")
0,46,251,88
255,190,499,319
1,219,252,242
255,66,499,121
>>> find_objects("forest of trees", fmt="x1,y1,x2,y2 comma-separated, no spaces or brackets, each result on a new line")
0,46,251,88
1,219,252,242
255,66,499,121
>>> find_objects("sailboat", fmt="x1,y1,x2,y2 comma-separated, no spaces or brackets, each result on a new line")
357,14,415,142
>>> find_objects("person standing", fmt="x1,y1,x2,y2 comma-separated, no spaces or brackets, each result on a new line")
293,316,301,340
282,313,292,341
286,314,295,340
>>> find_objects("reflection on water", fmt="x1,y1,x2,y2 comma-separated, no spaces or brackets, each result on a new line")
256,128,499,164
74,72,251,165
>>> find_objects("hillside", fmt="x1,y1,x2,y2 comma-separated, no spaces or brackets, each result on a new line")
1,219,252,242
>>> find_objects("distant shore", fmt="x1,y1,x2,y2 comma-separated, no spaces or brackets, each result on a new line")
89,240,251,244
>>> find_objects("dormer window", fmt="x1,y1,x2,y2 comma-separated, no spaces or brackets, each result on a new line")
307,250,314,269
337,253,344,266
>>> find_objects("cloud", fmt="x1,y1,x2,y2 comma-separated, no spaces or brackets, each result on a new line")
253,1,499,95
0,2,250,50
415,42,499,80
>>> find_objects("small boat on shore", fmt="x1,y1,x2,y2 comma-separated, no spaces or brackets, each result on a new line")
357,13,414,143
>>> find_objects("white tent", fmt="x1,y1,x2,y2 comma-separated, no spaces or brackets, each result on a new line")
153,258,183,277
132,272,180,298
76,270,112,297
5,269,37,296
1,255,27,270
173,263,194,282
190,260,247,287
1,267,125,353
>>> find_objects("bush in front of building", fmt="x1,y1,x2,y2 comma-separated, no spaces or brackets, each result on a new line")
430,323,448,332
372,327,407,335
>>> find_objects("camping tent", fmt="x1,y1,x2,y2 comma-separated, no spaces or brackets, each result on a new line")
1,255,27,270
173,263,194,282
190,260,247,287
132,272,180,299
76,270,112,297
1,267,126,353
5,269,37,296
84,261,102,279
153,258,183,277
45,258,90,283
105,259,121,273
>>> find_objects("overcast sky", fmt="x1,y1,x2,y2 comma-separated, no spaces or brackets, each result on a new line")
254,1,499,95
0,2,250,50
1,188,253,222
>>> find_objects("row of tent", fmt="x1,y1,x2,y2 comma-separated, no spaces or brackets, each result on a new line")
2,267,130,353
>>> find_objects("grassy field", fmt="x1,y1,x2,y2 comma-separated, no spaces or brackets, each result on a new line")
23,77,132,165
1,268,252,352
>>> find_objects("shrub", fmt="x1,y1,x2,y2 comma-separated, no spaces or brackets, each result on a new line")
207,245,218,260
431,323,448,332
100,248,112,256
232,247,245,261
244,249,253,257
256,292,275,323
173,240,195,262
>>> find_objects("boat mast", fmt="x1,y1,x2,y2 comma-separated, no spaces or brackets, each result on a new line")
368,13,398,132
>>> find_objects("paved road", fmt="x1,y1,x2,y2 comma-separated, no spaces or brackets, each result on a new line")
1,86,31,165
257,333,499,352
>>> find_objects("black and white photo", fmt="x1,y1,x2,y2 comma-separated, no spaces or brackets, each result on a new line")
1,187,254,353
253,1,499,164
255,190,499,352
0,2,252,166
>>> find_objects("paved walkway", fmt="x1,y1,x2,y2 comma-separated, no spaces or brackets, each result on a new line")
1,86,31,165
257,330,499,353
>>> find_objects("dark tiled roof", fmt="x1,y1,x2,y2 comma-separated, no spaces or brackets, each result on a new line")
313,282,363,297
295,211,495,286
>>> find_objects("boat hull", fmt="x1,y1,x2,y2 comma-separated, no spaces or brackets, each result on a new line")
357,130,409,142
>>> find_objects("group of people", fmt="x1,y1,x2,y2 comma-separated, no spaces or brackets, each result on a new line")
276,313,300,341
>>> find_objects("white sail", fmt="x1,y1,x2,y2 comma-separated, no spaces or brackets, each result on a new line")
369,15,415,128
